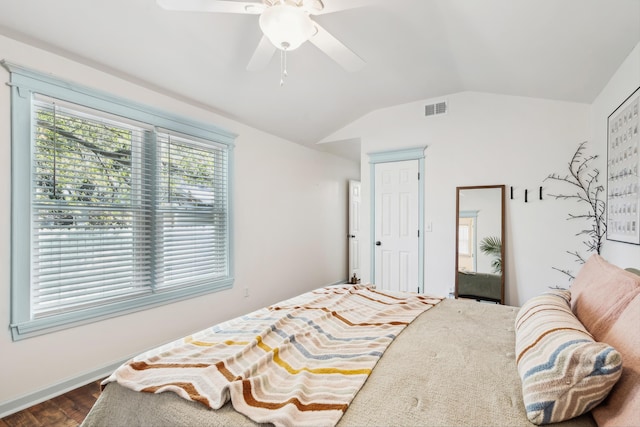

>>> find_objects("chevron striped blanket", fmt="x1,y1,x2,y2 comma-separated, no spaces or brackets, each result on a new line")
104,285,441,427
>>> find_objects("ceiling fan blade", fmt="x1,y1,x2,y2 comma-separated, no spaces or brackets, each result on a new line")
299,0,324,13
312,0,376,15
309,23,365,72
247,36,277,71
156,0,265,14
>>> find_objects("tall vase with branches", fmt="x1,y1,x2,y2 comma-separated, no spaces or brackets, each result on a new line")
544,141,607,281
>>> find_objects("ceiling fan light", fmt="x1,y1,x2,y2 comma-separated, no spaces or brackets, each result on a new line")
259,4,315,51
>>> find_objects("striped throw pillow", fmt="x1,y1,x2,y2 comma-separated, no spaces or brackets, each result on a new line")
515,290,622,425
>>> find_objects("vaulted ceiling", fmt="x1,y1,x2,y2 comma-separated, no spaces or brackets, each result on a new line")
0,0,638,159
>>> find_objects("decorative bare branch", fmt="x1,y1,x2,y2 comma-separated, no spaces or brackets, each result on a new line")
544,141,607,280
38,119,132,167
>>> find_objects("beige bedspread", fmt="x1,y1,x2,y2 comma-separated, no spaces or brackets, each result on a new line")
82,298,596,427
101,286,440,426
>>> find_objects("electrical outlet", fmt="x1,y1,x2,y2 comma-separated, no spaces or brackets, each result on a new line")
244,288,249,298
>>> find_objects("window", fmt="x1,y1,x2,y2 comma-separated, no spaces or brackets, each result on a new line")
458,224,471,256
457,211,478,273
5,62,235,340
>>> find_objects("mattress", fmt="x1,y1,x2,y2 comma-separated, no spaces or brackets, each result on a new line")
81,297,596,426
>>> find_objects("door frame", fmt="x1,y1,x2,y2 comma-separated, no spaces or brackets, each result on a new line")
348,179,361,281
368,146,427,293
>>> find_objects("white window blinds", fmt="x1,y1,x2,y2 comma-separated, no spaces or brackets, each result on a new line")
3,61,235,341
32,98,152,317
30,97,230,320
154,132,229,289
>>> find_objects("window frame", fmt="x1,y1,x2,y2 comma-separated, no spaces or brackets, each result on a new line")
458,210,478,272
4,61,236,340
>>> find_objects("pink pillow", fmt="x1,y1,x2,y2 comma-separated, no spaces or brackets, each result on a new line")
591,294,640,427
570,254,640,427
570,254,640,339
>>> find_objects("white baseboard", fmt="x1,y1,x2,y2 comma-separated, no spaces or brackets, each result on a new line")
0,359,125,418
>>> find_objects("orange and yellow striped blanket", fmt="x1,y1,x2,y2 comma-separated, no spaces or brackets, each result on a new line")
104,285,441,427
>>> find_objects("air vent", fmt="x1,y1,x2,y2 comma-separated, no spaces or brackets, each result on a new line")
425,101,448,117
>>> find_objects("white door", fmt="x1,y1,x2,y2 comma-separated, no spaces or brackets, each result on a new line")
374,160,419,293
348,180,361,281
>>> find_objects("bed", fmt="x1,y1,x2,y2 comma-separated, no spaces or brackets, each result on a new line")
82,255,639,427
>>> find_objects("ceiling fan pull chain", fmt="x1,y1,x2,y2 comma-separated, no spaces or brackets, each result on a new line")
280,49,284,86
284,48,288,77
280,48,289,86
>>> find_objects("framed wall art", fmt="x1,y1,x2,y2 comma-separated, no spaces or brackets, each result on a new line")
607,86,640,245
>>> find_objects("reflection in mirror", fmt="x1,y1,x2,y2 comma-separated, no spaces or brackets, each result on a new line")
455,185,505,304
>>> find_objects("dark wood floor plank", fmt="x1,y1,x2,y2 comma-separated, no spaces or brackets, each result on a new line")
60,387,96,413
0,409,43,427
26,400,71,427
0,379,104,427
50,394,87,425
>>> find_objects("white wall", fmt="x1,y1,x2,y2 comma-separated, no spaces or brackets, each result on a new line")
0,34,359,411
324,92,595,307
327,37,640,305
593,42,640,268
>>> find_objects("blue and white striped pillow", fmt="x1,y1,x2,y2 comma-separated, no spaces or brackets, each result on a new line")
515,290,622,425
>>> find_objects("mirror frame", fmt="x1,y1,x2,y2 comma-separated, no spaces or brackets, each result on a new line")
455,185,506,304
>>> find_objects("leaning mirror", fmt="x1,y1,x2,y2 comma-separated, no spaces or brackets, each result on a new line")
455,185,505,304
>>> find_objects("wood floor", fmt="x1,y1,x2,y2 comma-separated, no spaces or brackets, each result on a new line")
0,380,102,427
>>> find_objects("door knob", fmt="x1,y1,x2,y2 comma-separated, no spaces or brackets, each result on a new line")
375,241,382,246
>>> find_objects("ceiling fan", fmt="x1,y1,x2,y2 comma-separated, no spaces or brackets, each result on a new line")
156,0,368,77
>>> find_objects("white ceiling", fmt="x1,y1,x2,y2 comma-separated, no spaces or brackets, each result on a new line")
0,0,639,160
